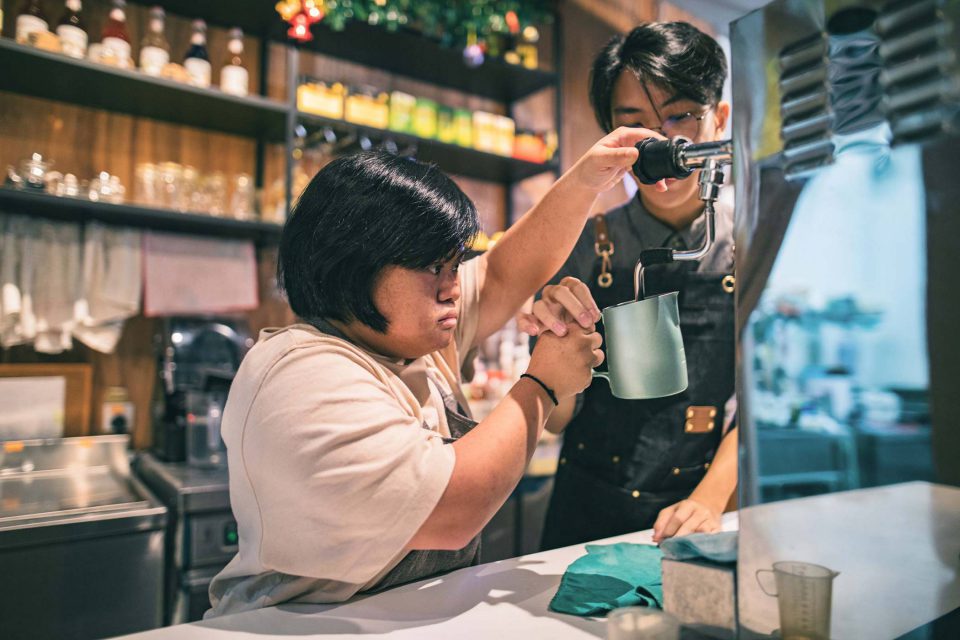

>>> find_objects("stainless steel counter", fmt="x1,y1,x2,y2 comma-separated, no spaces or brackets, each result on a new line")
0,435,167,639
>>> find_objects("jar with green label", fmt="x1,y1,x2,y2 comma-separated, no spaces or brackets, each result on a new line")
413,98,438,139
389,91,415,134
437,106,457,144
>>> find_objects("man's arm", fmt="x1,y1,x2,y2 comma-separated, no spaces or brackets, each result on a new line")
652,426,738,542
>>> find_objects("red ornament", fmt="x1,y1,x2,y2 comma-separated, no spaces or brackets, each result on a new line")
279,1,324,42
287,12,314,41
505,11,520,34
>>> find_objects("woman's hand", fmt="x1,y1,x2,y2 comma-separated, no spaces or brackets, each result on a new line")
527,323,604,399
568,127,669,194
652,498,722,543
517,277,601,337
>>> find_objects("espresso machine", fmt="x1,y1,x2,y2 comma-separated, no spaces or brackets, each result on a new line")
137,317,252,623
727,0,960,635
151,317,253,463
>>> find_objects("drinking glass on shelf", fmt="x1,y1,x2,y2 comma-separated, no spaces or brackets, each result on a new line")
230,173,256,220
181,165,200,212
134,163,159,206
107,175,126,204
158,161,182,210
206,171,227,216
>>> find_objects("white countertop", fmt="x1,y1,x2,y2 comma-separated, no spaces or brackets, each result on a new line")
114,482,960,640
116,514,739,639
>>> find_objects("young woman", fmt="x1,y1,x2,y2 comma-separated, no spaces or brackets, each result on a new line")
207,127,655,616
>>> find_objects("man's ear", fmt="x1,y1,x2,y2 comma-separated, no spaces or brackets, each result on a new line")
713,101,731,137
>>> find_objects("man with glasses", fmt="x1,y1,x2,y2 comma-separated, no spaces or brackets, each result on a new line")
523,22,738,549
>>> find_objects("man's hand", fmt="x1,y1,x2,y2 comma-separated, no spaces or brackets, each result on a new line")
568,126,669,194
652,498,722,543
517,277,601,337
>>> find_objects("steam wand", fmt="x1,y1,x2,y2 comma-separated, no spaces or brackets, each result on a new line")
631,138,732,300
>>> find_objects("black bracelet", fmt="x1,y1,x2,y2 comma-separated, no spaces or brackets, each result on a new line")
520,373,559,406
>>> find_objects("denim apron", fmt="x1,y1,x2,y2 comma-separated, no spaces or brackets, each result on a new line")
311,320,482,591
541,237,735,550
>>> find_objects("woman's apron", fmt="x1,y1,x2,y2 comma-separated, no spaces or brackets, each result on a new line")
540,233,735,550
311,319,482,592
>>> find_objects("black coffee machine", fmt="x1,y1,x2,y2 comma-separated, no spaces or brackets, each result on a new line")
152,317,253,462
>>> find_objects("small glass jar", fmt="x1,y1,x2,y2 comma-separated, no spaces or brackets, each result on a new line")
230,173,255,220
158,161,183,210
134,163,159,206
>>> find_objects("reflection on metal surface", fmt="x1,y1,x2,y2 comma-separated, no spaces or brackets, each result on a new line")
879,0,959,143
778,32,836,178
732,0,957,636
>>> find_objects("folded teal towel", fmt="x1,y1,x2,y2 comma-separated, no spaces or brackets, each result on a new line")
548,543,663,616
659,531,738,564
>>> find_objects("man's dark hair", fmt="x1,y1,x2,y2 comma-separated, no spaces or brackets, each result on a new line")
589,22,727,133
278,150,479,333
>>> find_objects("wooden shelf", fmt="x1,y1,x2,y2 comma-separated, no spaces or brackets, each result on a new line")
297,22,557,103
0,188,283,243
298,112,558,183
133,1,556,102
0,39,289,141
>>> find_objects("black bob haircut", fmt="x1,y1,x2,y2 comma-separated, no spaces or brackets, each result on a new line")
278,150,479,333
589,22,727,133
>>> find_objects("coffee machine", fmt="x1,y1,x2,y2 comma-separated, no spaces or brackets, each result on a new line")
730,0,960,635
152,317,253,463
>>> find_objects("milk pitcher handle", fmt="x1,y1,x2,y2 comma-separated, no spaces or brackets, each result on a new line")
756,569,778,597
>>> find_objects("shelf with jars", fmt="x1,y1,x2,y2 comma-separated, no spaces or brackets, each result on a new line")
296,113,558,184
0,37,288,140
0,186,282,242
118,1,556,102
0,151,280,241
292,20,556,103
2,0,561,237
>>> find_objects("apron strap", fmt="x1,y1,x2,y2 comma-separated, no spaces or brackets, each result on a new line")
593,215,615,288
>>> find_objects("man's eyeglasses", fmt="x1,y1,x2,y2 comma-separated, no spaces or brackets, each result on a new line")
639,107,713,139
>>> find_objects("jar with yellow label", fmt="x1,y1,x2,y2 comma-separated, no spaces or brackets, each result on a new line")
345,86,389,129
413,98,438,139
297,80,345,120
472,111,497,153
454,109,473,147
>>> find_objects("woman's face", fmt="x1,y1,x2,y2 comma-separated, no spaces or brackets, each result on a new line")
611,71,730,215
355,256,463,360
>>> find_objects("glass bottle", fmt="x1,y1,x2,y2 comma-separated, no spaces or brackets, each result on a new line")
100,0,131,68
219,27,249,96
56,0,87,59
15,0,49,44
183,19,211,88
139,6,170,76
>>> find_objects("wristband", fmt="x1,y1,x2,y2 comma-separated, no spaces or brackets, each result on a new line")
520,373,559,406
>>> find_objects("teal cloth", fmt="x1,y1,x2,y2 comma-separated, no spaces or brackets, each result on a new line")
659,531,738,564
548,543,663,616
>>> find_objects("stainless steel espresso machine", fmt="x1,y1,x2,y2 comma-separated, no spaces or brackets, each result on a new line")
137,317,253,624
729,0,960,636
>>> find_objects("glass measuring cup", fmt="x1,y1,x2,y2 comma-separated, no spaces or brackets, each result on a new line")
756,561,840,640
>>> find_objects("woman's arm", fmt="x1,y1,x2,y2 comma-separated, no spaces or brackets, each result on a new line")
408,324,603,550
472,127,662,344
